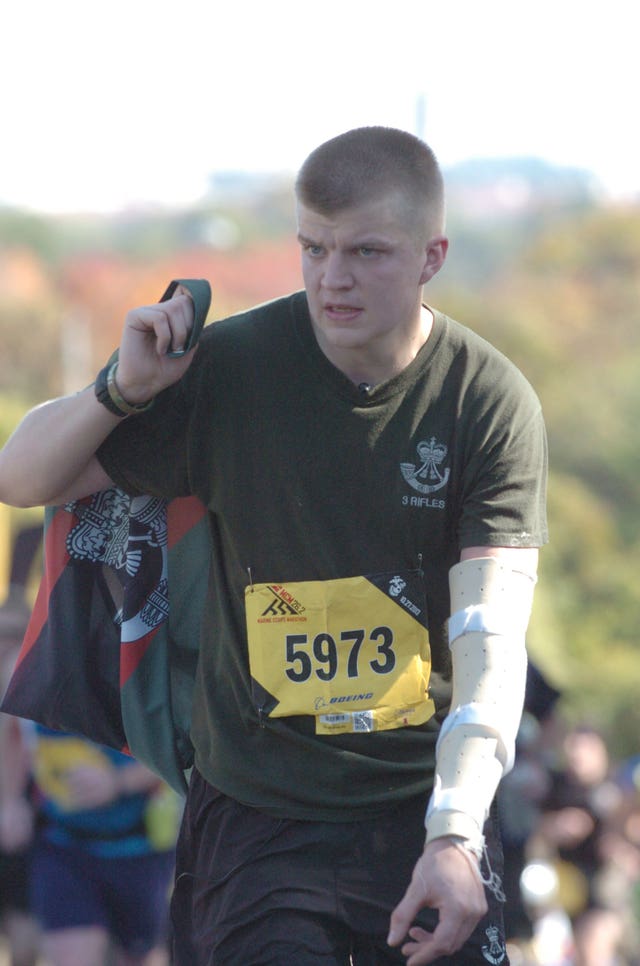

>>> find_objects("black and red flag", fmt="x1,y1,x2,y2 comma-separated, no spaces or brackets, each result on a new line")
1,489,210,794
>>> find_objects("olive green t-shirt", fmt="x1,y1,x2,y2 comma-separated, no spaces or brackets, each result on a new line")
98,291,548,820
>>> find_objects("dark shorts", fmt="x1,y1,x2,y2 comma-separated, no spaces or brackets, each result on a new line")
171,768,510,966
29,837,174,956
0,848,31,914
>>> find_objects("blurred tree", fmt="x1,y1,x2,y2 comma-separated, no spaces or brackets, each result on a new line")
437,206,640,752
1,196,639,754
0,248,62,398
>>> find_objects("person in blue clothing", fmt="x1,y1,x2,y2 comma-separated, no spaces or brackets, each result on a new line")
0,523,178,966
13,723,178,966
0,596,41,966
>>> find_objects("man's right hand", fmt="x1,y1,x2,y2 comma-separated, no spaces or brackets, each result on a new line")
116,287,199,405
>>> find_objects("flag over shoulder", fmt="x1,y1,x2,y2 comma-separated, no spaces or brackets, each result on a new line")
1,489,210,794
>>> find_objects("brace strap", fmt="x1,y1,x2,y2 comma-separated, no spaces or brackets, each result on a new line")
448,602,531,644
436,700,517,771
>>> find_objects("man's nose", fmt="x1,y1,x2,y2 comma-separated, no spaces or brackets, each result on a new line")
321,252,353,289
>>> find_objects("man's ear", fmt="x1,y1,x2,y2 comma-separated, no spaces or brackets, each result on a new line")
420,236,449,285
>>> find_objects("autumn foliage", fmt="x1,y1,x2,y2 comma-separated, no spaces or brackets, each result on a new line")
1,197,640,753
52,240,303,386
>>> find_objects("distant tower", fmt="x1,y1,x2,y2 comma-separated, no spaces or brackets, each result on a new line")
415,93,427,141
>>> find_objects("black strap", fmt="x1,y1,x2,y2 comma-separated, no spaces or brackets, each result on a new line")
160,278,212,357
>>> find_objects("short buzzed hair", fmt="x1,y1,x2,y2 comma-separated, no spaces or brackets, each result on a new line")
295,126,445,237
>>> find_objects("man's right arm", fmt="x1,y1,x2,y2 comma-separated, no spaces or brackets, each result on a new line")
0,288,199,509
0,389,119,507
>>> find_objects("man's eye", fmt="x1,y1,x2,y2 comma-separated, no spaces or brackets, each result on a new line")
358,247,376,256
304,244,324,256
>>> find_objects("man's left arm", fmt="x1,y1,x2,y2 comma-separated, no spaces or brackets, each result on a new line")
388,544,538,965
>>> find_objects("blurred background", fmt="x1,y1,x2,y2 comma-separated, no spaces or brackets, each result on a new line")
1,1,639,962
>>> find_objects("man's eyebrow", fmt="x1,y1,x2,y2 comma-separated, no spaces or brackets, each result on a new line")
297,231,389,246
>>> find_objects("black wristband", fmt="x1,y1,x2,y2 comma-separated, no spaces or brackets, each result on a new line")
94,362,154,417
94,363,129,418
106,363,154,415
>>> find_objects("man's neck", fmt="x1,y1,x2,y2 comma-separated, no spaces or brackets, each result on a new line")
338,305,434,388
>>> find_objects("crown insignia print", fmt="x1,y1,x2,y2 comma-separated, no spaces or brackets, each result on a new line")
400,437,451,494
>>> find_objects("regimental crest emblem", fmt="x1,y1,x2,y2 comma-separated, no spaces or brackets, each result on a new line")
400,438,450,494
66,489,130,569
481,924,506,964
65,491,170,636
388,576,406,598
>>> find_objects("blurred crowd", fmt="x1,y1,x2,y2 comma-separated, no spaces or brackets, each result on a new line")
1,526,640,966
501,666,640,966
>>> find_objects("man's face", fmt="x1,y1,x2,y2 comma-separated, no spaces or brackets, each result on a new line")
296,193,441,363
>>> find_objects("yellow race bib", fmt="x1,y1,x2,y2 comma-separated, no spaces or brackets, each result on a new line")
245,571,434,734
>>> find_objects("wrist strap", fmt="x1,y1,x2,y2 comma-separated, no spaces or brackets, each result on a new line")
160,278,211,357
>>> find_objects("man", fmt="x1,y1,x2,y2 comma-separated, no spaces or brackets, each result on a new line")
0,127,548,965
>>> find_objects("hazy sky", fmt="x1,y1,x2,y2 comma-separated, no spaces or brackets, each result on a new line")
2,0,638,212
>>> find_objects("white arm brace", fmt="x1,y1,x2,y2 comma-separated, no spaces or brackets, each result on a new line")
424,556,537,856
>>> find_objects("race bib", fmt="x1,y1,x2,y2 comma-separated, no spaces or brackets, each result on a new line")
245,571,435,734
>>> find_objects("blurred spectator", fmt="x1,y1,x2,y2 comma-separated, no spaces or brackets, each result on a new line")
0,616,39,966
0,594,41,966
0,523,179,966
593,755,640,964
529,725,624,966
23,723,179,966
1,526,41,618
500,660,561,949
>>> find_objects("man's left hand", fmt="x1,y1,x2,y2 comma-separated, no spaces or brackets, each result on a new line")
387,837,487,964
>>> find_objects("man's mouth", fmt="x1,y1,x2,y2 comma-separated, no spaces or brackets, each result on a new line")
324,304,362,320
